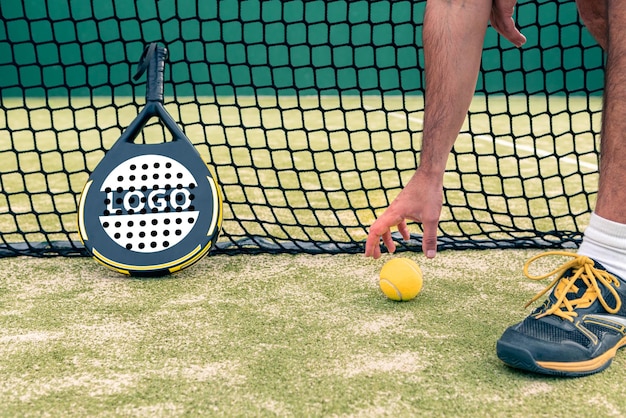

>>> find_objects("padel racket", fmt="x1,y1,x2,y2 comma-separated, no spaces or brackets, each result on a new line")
78,43,222,276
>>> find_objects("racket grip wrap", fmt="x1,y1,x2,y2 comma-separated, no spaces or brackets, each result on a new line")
146,45,167,103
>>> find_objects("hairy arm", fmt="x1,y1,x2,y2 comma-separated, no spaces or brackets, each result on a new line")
422,0,525,179
365,0,492,259
420,0,492,176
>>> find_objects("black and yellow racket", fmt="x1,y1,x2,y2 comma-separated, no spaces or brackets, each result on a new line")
78,43,222,276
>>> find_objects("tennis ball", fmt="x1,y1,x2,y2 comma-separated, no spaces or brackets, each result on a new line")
379,258,423,301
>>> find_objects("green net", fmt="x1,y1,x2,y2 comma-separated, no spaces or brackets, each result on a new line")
0,0,604,256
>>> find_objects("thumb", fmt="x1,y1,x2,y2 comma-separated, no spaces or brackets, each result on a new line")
500,23,526,48
491,10,526,48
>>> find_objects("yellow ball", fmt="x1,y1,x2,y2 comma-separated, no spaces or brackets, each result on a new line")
379,258,423,301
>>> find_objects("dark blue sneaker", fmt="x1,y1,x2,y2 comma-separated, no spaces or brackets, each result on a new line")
497,251,626,377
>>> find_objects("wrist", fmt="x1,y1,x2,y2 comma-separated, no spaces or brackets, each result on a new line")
415,163,446,182
407,166,445,192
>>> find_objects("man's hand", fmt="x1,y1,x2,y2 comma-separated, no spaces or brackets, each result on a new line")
365,170,443,259
490,0,526,47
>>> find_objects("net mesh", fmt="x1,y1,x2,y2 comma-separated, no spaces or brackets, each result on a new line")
0,0,604,257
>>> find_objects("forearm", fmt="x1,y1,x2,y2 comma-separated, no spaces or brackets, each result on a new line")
419,0,492,177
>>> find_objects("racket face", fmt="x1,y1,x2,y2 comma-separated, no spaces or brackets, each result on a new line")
78,140,222,276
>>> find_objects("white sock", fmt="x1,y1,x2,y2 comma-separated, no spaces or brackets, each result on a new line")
578,212,626,279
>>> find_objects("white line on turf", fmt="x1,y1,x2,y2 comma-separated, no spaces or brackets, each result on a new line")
364,106,599,171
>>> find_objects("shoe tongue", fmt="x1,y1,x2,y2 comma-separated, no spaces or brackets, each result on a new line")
543,268,595,313
556,270,588,299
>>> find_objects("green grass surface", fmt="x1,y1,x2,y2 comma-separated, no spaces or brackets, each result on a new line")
2,249,626,417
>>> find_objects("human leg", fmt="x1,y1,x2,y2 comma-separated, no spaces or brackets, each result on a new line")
496,0,626,377
578,1,626,279
592,2,626,224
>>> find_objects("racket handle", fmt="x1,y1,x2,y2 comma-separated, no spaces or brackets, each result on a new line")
146,44,167,103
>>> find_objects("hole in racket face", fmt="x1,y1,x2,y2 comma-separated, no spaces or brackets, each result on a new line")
98,155,200,253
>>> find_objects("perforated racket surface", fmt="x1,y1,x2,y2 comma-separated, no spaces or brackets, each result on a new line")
78,43,222,276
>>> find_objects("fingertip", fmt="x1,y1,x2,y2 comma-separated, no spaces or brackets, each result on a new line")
364,239,380,259
364,234,378,256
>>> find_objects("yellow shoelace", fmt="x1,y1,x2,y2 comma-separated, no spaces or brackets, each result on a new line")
523,251,622,322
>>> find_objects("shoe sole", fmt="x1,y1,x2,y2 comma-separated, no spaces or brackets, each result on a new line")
496,336,626,378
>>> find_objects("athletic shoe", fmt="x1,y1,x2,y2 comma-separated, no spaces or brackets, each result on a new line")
496,251,626,377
